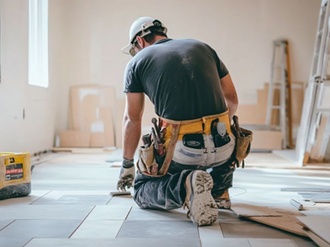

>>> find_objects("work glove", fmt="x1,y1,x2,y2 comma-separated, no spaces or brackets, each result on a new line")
117,158,135,192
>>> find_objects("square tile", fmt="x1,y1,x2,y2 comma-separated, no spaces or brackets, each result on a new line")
208,239,250,247
86,205,132,220
71,220,123,238
248,238,297,247
117,220,198,239
32,195,111,205
107,194,137,207
126,207,188,221
0,219,82,247
0,190,50,206
0,236,29,247
0,219,14,230
199,223,225,247
0,205,93,220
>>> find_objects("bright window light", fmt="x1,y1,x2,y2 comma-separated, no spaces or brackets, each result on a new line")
29,0,48,88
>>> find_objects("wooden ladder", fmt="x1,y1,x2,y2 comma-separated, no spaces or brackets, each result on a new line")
266,40,293,149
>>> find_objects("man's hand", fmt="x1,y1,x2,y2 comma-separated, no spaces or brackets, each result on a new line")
117,159,135,191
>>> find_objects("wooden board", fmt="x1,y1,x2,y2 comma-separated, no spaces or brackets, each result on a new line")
248,214,307,237
231,203,306,237
230,203,282,217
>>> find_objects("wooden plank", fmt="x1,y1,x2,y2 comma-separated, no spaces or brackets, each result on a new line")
231,203,282,217
231,203,306,237
248,214,307,237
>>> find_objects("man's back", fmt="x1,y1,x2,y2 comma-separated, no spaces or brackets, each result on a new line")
124,38,229,120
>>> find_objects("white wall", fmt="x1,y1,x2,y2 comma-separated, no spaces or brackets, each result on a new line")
0,0,321,153
0,0,56,154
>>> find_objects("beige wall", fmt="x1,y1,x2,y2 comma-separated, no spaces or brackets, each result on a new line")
0,0,56,153
0,0,321,153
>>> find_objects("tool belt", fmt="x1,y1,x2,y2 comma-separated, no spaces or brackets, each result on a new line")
161,111,232,142
137,112,233,176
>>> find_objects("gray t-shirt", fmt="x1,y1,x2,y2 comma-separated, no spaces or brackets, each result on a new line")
124,38,229,121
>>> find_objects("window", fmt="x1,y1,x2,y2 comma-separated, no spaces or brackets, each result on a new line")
29,0,48,88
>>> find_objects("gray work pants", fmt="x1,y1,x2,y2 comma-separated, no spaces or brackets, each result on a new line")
133,160,235,210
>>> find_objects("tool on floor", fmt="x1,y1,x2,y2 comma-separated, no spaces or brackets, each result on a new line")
110,191,131,196
290,199,304,211
0,152,31,200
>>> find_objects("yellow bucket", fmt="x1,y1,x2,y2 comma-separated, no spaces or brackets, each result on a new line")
0,152,31,200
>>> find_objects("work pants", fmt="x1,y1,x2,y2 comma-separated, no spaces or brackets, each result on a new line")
133,160,235,210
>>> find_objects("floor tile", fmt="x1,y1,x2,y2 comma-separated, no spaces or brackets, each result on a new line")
1,152,329,247
248,238,297,247
199,223,224,247
0,219,82,247
0,236,29,247
0,191,50,206
71,220,123,238
117,220,198,239
25,237,201,247
203,238,251,247
0,219,13,230
0,205,93,220
31,195,111,205
107,193,137,207
86,205,132,220
126,207,188,221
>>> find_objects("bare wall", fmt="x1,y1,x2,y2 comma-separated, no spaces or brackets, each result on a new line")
0,0,57,154
0,0,321,153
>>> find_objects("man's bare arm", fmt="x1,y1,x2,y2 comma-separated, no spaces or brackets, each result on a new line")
122,92,145,160
220,74,238,119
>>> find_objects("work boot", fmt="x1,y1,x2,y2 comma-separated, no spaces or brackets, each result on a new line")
184,170,218,226
213,190,231,209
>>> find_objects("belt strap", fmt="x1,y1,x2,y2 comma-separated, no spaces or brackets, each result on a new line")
158,124,180,175
161,111,231,140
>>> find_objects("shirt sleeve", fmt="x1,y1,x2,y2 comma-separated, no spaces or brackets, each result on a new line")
218,58,229,79
205,43,229,79
123,62,144,93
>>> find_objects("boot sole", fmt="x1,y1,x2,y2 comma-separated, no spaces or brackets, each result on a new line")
189,171,218,226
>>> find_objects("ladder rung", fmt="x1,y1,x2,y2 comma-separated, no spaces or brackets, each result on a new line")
316,108,330,113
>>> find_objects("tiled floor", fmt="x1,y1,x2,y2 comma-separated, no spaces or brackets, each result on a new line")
0,150,329,247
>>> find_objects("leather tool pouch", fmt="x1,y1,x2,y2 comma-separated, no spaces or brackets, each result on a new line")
137,122,180,177
231,115,253,168
137,143,160,176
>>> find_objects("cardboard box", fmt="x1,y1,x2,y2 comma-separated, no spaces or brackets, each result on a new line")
63,85,116,148
59,130,90,147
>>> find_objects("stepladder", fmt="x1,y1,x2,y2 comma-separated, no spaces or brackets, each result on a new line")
266,39,293,149
295,0,330,164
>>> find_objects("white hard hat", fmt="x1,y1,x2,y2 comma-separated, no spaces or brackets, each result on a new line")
121,16,167,56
